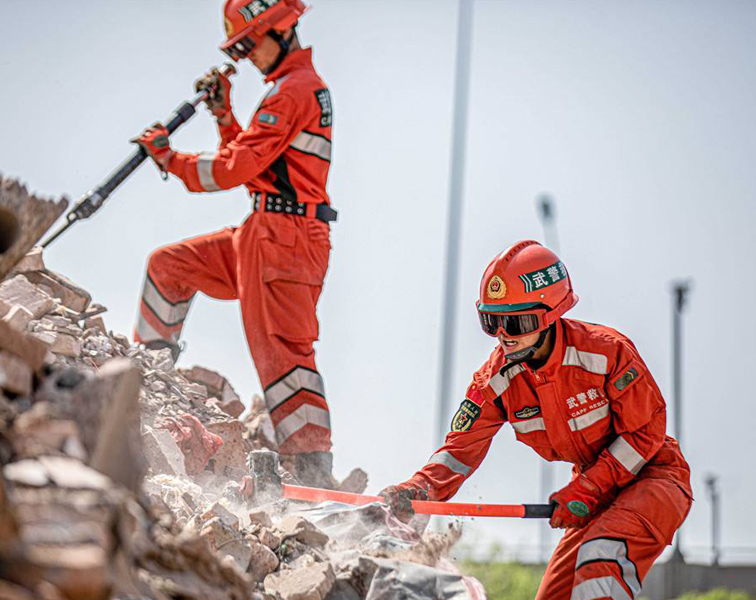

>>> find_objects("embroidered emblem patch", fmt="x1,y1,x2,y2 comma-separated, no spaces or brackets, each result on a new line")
314,89,333,127
567,500,590,517
519,260,568,293
487,275,507,300
514,406,540,419
451,399,482,432
614,367,639,392
258,113,279,126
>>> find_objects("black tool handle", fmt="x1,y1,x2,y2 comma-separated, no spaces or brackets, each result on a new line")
42,63,236,248
522,503,556,519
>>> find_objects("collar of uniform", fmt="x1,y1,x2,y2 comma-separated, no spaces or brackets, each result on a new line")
531,318,566,377
265,47,313,83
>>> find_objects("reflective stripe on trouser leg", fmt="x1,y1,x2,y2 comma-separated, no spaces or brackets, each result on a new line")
270,390,331,454
576,538,641,597
571,576,632,600
134,274,193,344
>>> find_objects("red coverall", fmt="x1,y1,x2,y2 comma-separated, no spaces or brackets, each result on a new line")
134,48,334,455
401,319,692,600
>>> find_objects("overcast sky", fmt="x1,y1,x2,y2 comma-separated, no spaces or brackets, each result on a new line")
1,0,755,563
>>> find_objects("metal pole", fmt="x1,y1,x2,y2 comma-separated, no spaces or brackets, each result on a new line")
705,474,721,566
536,194,558,562
436,0,475,446
670,280,691,567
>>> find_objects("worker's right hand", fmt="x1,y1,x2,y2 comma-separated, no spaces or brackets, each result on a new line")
195,67,232,120
379,484,429,523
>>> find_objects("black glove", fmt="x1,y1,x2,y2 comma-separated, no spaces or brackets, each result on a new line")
379,485,429,523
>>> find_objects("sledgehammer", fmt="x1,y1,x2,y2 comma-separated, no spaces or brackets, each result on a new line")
283,484,555,519
41,62,237,248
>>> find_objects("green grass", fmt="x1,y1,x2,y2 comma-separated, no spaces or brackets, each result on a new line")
671,590,755,600
459,560,545,600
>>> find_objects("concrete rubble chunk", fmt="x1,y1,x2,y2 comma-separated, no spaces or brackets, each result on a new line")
201,502,239,530
277,516,330,548
2,305,33,331
50,332,81,358
9,246,44,274
337,468,369,495
247,540,279,583
23,270,91,313
0,275,56,319
265,561,336,600
248,508,273,529
0,174,68,281
0,351,33,396
142,426,187,477
0,316,50,370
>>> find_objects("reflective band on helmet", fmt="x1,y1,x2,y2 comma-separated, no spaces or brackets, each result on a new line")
275,404,330,445
478,310,544,338
426,451,471,476
197,152,221,192
609,436,647,475
576,538,641,598
571,576,633,600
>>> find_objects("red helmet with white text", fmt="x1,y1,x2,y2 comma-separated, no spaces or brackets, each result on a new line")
476,240,578,342
221,0,308,61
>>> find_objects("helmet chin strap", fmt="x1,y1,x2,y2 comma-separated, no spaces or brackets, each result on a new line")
500,325,553,374
263,29,295,75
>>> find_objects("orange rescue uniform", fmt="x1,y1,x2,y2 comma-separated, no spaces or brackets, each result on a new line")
401,318,692,600
134,48,334,455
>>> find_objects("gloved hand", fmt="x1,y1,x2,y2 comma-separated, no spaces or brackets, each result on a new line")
195,67,232,121
549,474,602,529
132,123,173,172
379,484,429,523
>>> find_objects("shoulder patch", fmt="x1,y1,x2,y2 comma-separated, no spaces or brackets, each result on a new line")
451,398,482,432
257,112,279,126
613,367,639,392
514,406,540,420
314,88,332,127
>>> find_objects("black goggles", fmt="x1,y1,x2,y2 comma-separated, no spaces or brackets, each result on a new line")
477,309,547,338
223,35,257,61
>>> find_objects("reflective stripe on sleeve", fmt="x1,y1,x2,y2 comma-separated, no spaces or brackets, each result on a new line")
275,404,330,445
511,418,546,434
290,131,332,162
571,576,632,600
576,538,641,598
609,436,647,475
197,152,221,192
426,451,472,477
563,347,608,375
264,366,325,412
488,363,526,397
142,277,192,326
569,404,610,432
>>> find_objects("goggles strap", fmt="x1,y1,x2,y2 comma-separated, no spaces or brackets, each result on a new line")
502,325,552,364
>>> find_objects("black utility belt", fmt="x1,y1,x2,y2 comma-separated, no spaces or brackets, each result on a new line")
251,192,337,223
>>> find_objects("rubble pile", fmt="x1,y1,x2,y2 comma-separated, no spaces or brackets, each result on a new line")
0,176,485,600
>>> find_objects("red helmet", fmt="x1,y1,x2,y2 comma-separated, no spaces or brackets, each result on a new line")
221,0,308,61
477,240,578,339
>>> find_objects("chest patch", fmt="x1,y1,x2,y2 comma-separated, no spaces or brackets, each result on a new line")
451,399,482,432
314,88,333,127
514,406,540,419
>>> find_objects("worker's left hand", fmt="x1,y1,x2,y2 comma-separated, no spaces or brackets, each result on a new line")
132,123,173,172
549,475,602,529
379,484,429,523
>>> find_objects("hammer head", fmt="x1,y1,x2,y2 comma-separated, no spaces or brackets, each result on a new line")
247,449,283,504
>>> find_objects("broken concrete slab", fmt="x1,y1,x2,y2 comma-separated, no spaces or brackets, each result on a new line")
142,426,187,477
9,246,44,274
2,305,33,332
277,516,330,548
265,561,335,600
0,175,68,282
23,270,91,313
0,275,56,319
0,351,32,396
0,318,50,371
247,539,279,583
201,502,239,531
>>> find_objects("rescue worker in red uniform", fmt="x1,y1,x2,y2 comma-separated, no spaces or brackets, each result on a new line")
382,240,692,600
132,0,338,486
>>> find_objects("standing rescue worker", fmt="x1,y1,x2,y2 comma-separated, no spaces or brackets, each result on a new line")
381,240,692,600
132,0,338,487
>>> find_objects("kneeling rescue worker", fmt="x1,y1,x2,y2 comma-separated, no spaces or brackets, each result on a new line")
132,0,338,486
381,240,692,600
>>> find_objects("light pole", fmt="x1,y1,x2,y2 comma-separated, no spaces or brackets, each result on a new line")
436,0,475,446
670,280,691,566
536,193,558,562
705,474,721,566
